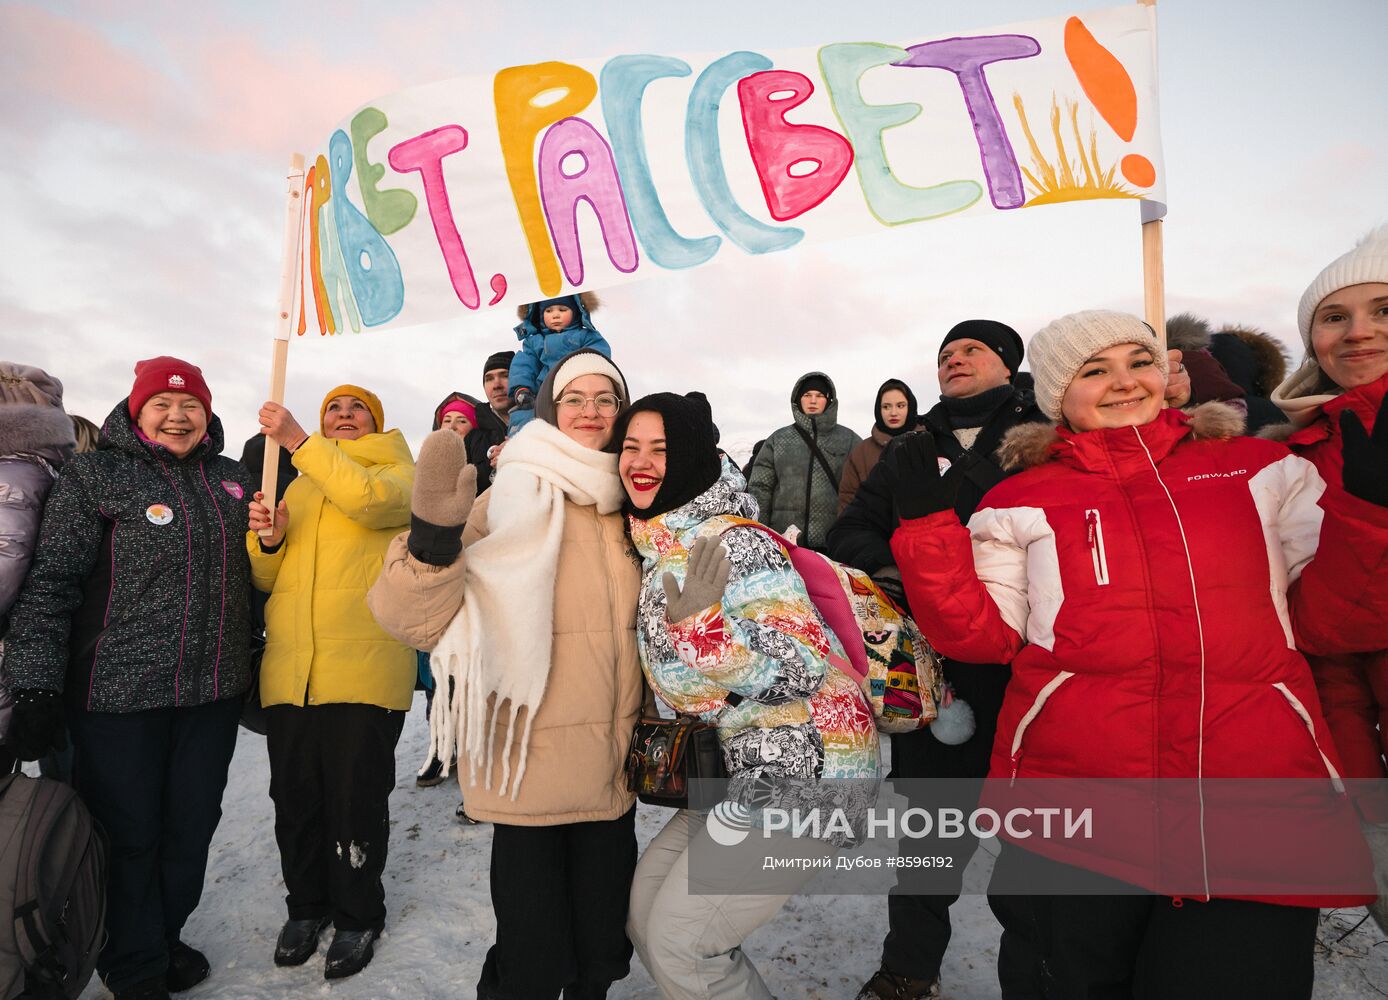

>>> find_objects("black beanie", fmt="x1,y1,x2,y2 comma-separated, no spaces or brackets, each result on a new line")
798,374,832,400
617,392,722,519
483,350,515,379
873,378,919,437
938,320,1024,378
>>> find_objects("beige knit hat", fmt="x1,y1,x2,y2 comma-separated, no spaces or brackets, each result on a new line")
0,362,64,408
1295,224,1388,344
1273,224,1388,426
1028,310,1169,421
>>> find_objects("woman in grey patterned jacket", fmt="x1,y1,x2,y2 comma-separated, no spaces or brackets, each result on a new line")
5,356,253,1000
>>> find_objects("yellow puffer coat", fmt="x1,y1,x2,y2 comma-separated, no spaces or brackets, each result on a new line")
247,430,416,709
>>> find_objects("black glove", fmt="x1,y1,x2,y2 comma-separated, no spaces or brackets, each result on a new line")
512,387,534,410
1340,394,1388,508
7,688,67,762
888,432,955,521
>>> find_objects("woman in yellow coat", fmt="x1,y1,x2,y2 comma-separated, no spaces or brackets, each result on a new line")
246,384,414,981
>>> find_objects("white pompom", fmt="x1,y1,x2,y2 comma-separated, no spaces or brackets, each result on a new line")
930,693,976,745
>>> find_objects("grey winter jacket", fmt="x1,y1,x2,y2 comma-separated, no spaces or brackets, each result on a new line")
4,400,254,712
0,404,75,620
747,372,860,551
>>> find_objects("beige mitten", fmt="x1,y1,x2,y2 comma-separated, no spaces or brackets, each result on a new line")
408,430,477,566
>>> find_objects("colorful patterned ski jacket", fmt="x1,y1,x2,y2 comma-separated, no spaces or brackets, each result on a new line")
892,404,1382,906
630,464,880,799
5,400,253,712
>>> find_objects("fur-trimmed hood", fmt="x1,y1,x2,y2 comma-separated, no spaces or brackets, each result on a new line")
997,401,1246,471
1211,325,1289,397
1165,312,1212,353
0,403,76,466
514,290,600,321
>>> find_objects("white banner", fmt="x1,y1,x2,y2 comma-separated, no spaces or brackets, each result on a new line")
295,4,1164,336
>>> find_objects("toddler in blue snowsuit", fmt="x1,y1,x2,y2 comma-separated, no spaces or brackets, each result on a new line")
507,293,610,434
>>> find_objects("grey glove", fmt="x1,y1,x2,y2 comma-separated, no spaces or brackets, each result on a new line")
662,537,731,623
408,431,477,566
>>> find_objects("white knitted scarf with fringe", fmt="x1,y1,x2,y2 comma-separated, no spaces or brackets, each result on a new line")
428,418,624,800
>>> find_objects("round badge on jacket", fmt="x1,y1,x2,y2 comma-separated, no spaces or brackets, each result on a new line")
146,503,174,525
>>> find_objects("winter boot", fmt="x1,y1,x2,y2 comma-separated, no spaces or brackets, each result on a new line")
856,967,942,1000
165,940,211,992
323,926,379,980
416,757,445,787
112,975,172,1000
274,915,331,966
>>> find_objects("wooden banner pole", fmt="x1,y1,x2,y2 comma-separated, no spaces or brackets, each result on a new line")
259,153,307,537
1137,0,1165,349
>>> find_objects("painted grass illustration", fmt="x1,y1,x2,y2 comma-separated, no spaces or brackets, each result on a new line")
1013,93,1138,205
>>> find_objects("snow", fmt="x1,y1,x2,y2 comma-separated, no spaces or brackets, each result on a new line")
80,699,1388,998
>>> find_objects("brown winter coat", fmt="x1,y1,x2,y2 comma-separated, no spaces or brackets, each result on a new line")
837,425,927,513
367,488,643,825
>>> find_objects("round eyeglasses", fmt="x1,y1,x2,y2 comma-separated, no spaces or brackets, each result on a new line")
556,391,622,416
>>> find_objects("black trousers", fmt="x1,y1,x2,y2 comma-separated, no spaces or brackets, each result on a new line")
69,698,241,991
882,660,1030,985
989,843,1318,1000
266,703,405,932
477,807,637,1000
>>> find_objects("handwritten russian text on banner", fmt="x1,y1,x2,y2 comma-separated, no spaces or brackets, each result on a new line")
298,4,1163,336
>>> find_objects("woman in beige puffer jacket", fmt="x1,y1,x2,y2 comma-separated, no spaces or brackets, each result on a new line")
368,349,643,1000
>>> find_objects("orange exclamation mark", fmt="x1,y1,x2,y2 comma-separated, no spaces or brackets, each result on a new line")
1063,17,1155,188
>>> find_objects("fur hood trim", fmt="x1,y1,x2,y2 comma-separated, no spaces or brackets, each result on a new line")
1257,422,1296,443
515,290,600,320
0,403,76,458
998,401,1247,471
1166,312,1212,352
1216,325,1289,394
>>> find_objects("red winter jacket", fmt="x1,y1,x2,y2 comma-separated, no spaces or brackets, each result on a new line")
892,404,1381,907
1282,373,1388,808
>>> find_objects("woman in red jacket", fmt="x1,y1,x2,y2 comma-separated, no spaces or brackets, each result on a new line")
1271,224,1388,926
889,310,1387,999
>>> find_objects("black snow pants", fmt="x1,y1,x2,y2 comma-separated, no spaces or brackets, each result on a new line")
880,660,1045,992
988,842,1318,1000
69,697,241,991
266,703,405,932
477,806,637,1000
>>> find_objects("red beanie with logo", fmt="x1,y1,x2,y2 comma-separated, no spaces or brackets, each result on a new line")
128,357,213,418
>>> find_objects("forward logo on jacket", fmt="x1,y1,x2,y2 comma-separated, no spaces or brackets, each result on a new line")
1186,469,1247,482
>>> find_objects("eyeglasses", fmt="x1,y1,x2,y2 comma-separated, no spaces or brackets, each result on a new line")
556,391,622,416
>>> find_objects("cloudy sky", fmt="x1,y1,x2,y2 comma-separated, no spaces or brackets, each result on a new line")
1,0,1383,460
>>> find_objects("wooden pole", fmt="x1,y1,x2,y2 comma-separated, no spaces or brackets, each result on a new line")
1137,0,1165,349
259,153,307,536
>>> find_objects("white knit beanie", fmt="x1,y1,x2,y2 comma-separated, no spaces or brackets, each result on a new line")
1295,224,1388,344
1028,310,1169,421
1273,224,1388,426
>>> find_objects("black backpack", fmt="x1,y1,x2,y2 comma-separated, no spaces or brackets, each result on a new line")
0,773,106,1000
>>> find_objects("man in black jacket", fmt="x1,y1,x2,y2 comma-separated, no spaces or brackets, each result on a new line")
831,319,1044,999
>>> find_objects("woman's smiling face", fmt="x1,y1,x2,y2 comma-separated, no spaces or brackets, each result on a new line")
322,395,376,440
136,392,207,457
619,411,666,511
1060,344,1166,432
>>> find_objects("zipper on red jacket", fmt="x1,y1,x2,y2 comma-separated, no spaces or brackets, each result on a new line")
1085,509,1110,585
1132,427,1212,902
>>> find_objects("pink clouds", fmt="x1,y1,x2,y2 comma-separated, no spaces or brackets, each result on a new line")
1,3,403,158
0,5,178,133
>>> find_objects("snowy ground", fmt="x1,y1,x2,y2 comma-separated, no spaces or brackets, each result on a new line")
79,697,1388,999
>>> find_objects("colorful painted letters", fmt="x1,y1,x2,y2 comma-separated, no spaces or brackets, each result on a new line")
299,5,1163,335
